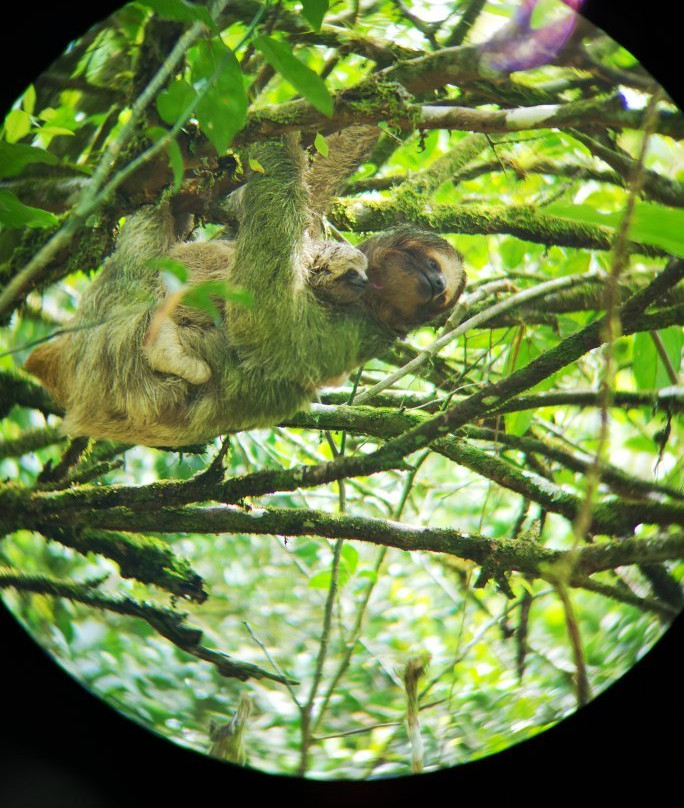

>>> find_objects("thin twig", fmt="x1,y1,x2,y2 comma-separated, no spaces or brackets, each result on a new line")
572,88,664,544
355,271,600,403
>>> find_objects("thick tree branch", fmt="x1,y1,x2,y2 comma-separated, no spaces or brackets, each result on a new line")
242,95,684,142
10,505,683,579
330,198,666,255
40,525,207,602
320,387,684,416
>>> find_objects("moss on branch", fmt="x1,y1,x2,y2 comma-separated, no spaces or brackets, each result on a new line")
16,504,682,583
330,199,665,256
283,405,684,534
0,567,295,684
0,505,206,601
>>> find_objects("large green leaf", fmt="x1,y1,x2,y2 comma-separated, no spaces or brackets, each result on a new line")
254,35,333,117
156,79,197,126
0,141,58,179
546,201,684,256
189,38,248,153
0,189,59,228
301,0,329,31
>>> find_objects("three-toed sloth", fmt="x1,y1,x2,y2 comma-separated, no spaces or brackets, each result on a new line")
26,130,466,446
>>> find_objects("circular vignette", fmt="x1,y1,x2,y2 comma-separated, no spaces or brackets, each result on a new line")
0,0,682,794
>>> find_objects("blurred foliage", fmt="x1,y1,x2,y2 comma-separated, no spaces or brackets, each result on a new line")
1,0,682,781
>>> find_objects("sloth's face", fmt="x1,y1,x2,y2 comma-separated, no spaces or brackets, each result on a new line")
308,242,369,304
362,237,466,333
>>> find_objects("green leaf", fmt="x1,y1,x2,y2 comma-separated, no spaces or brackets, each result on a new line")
624,203,684,256
301,0,329,31
505,409,533,438
0,141,58,178
308,570,332,589
37,126,75,138
0,190,59,228
309,564,353,590
562,251,591,276
22,85,37,116
156,79,197,125
499,238,526,271
633,333,657,391
624,434,657,452
357,568,378,584
151,257,189,285
166,138,185,191
182,279,253,320
546,201,684,256
138,0,216,29
147,126,184,190
293,541,320,564
4,109,32,143
314,132,329,157
254,35,333,117
659,327,683,375
189,38,248,153
340,543,359,575
36,107,78,137
633,328,682,390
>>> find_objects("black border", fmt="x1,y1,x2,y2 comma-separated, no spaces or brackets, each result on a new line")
1,1,681,804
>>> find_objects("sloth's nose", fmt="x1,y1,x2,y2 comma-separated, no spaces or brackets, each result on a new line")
429,272,446,296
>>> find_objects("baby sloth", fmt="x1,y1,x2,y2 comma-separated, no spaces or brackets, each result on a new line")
140,234,372,387
26,136,466,447
305,238,370,305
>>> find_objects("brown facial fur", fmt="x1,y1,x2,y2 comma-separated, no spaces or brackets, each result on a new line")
359,228,466,334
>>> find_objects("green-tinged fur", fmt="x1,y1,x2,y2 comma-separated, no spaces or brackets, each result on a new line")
39,138,390,445
27,133,465,446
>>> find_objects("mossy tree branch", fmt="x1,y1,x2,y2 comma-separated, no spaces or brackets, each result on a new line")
7,505,682,583
320,387,684,416
0,567,296,684
329,198,666,255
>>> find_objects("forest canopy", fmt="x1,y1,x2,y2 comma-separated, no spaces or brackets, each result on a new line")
0,0,682,780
